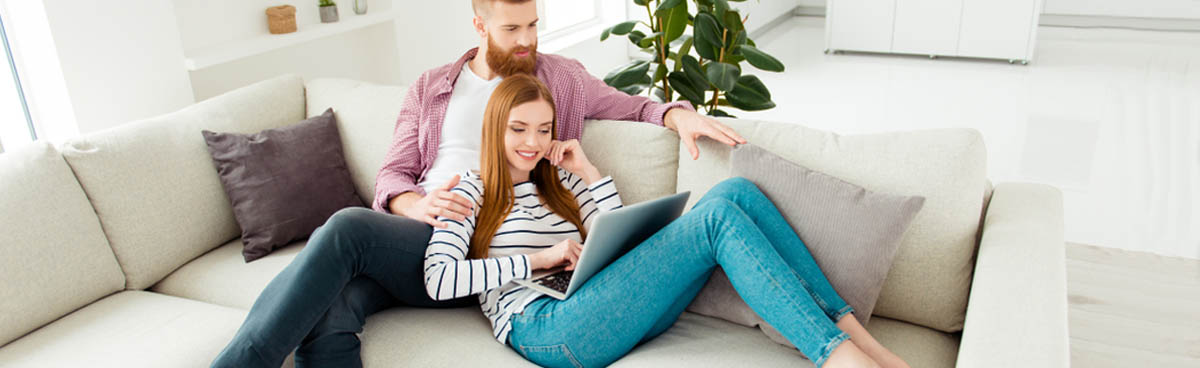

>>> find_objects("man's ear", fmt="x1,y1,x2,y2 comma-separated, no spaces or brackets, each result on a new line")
472,16,488,40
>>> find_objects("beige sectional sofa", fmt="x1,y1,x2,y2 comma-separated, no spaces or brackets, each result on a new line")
0,74,1069,367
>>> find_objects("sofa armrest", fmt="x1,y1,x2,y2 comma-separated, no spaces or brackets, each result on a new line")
957,183,1070,367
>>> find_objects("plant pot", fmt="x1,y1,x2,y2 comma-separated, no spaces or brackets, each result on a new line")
353,0,367,15
320,5,339,23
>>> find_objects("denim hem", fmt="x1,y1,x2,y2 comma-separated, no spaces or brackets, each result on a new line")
833,305,855,322
811,331,851,368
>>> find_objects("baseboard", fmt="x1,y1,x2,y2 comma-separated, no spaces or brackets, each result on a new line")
749,6,805,39
1040,14,1200,32
782,6,1200,33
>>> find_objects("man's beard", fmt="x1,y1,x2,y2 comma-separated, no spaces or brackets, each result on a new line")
486,35,537,77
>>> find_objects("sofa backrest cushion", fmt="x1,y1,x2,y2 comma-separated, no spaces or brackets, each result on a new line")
579,120,680,205
676,119,987,333
303,78,408,205
59,74,307,290
0,142,126,346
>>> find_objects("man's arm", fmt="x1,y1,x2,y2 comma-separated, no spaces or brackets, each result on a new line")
373,74,429,214
574,59,693,125
572,59,745,159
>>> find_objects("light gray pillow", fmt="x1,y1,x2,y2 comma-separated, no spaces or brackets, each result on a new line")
685,144,925,349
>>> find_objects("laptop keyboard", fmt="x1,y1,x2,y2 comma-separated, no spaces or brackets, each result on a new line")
535,270,574,293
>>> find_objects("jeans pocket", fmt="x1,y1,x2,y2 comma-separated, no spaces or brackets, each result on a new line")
518,344,584,368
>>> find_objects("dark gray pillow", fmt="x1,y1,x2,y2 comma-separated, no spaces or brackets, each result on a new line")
686,144,925,348
202,108,363,262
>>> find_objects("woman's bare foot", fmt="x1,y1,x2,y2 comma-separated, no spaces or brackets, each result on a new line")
823,340,880,368
835,314,910,368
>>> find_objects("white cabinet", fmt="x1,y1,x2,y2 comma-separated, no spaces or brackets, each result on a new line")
825,0,1042,64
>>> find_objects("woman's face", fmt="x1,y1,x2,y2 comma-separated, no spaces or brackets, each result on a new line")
504,98,554,182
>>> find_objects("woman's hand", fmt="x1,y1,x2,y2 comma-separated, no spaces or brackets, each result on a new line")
530,238,584,271
547,139,602,184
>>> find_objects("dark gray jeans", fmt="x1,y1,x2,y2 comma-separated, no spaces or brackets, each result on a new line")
212,207,474,368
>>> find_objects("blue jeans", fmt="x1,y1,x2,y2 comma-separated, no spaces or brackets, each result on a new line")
212,208,474,368
507,177,854,368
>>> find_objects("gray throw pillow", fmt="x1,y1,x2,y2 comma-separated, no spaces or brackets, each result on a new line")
202,108,364,262
686,144,925,349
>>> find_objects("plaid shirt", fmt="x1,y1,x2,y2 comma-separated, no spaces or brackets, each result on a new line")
372,47,692,212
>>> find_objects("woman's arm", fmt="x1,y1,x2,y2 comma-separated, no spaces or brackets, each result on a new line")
423,173,532,301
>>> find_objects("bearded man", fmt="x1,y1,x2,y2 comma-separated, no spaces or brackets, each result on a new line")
212,1,744,367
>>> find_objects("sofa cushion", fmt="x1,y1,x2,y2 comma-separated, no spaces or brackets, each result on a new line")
0,142,126,346
202,108,363,262
676,119,987,332
60,74,307,290
0,291,246,367
687,144,926,349
361,307,957,367
579,120,680,205
152,239,306,310
304,78,409,206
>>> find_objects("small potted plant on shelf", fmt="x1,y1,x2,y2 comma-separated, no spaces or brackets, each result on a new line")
319,0,339,23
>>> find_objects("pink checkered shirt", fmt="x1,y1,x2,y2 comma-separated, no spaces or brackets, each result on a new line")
372,48,692,213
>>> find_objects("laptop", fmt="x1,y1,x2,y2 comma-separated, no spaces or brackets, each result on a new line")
515,191,691,300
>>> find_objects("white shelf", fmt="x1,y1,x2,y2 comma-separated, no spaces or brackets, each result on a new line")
183,9,399,71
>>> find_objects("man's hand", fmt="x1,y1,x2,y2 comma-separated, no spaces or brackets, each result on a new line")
397,175,475,228
664,108,747,160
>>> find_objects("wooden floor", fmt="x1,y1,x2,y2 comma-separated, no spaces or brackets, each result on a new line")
1066,243,1200,367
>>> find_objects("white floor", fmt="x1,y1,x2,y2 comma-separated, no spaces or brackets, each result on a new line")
741,16,1200,260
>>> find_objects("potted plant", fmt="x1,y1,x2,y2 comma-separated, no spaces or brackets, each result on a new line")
319,0,339,23
600,0,785,117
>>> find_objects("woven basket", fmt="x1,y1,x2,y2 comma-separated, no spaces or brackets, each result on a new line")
266,5,297,34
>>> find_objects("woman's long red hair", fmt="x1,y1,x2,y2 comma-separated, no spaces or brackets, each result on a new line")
468,74,587,259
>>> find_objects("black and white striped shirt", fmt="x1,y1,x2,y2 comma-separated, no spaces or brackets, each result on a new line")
423,168,623,342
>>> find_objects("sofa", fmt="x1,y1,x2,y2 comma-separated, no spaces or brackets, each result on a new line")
0,74,1070,367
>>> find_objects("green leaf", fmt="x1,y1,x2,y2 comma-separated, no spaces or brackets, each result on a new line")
726,74,775,111
672,37,693,71
709,108,735,118
659,2,689,44
705,61,740,92
603,60,651,88
668,72,705,105
628,30,647,46
612,21,638,36
656,0,684,12
739,45,785,72
713,0,729,21
731,30,747,51
633,0,649,6
638,31,663,48
722,10,742,32
618,74,652,95
680,55,709,90
601,21,638,41
692,12,722,48
653,63,668,83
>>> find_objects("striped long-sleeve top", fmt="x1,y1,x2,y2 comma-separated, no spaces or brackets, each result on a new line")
423,167,624,343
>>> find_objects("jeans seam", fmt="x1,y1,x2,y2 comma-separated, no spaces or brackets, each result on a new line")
726,214,836,362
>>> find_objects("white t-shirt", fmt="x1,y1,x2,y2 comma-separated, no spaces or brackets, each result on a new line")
417,62,502,193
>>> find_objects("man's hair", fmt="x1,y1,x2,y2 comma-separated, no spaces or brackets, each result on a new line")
471,0,533,19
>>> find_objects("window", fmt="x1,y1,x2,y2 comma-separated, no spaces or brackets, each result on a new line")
539,0,601,37
0,10,35,154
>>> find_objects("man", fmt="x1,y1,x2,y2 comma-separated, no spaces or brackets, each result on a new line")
213,1,744,367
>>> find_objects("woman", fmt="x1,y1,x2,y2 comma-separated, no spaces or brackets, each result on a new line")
425,74,908,368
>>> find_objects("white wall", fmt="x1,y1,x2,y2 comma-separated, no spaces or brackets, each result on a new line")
39,0,194,134
2,0,194,139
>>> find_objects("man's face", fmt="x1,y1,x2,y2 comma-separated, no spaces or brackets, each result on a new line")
479,1,538,77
